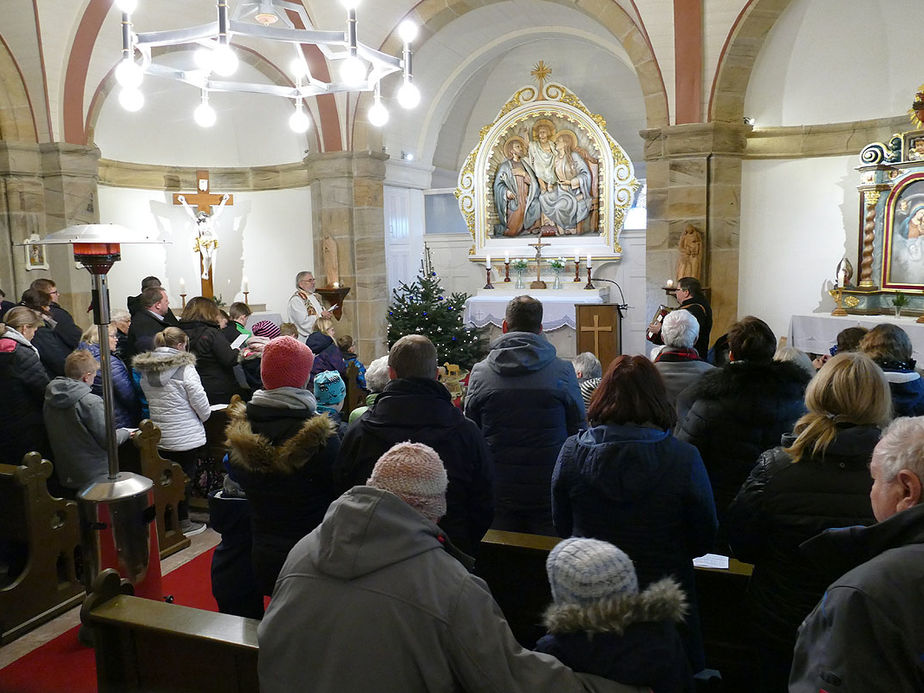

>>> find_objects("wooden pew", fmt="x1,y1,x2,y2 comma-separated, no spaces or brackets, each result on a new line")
0,453,85,644
476,529,757,688
82,569,259,693
118,419,191,559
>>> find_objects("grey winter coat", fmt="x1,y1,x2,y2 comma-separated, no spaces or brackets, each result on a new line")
258,486,645,693
133,348,211,451
43,377,129,489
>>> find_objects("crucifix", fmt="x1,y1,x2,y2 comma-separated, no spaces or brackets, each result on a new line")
172,170,234,298
580,314,613,355
528,238,551,289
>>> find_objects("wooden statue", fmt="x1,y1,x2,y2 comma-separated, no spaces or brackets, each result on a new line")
323,235,339,287
676,224,703,280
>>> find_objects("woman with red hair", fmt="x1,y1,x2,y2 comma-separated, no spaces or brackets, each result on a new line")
551,355,717,676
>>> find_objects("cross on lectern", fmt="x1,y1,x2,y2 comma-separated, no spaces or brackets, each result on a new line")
580,314,613,354
173,170,234,298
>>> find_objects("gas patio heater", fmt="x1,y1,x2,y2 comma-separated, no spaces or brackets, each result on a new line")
26,224,169,599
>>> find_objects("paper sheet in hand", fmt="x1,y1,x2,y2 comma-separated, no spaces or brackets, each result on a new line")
693,553,729,569
230,333,248,349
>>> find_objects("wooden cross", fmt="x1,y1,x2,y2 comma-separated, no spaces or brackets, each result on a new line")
528,238,551,287
173,170,234,298
580,313,612,355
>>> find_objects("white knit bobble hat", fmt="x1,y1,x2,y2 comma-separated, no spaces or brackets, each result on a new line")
367,442,448,523
546,537,639,607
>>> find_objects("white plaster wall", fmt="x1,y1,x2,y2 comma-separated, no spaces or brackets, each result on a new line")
97,185,312,317
745,0,924,127
739,156,860,342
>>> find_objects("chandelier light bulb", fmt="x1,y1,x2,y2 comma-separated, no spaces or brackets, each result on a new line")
397,80,420,109
368,98,389,127
115,0,138,14
114,58,143,88
397,20,418,44
118,87,144,112
290,57,309,79
288,103,311,133
194,46,214,71
211,43,238,77
194,97,216,128
339,55,366,86
340,0,360,9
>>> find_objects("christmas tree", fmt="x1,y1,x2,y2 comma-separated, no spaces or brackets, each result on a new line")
386,269,488,369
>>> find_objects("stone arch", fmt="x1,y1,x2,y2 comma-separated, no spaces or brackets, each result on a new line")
0,34,38,143
351,0,668,148
709,0,795,123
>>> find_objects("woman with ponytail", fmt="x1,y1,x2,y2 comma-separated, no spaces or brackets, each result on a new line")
726,351,892,693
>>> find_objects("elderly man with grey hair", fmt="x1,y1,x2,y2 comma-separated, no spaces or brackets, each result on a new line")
287,270,332,341
652,309,714,406
572,352,602,408
789,416,924,692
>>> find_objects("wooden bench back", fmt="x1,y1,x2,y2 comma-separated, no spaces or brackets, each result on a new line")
0,453,85,644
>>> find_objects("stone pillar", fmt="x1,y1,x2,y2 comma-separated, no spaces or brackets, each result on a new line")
304,151,388,363
641,122,749,340
0,142,99,324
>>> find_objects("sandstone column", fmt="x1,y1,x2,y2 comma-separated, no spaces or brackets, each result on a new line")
304,151,388,363
641,122,749,340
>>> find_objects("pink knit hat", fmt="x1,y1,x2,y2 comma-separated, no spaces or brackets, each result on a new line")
261,336,314,390
367,442,448,522
251,320,281,339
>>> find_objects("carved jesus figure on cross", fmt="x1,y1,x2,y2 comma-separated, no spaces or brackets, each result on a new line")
172,170,234,297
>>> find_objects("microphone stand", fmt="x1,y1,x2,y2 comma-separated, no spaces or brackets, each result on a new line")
590,277,629,319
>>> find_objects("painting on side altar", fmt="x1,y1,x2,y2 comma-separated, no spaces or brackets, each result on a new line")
883,173,924,288
456,62,639,263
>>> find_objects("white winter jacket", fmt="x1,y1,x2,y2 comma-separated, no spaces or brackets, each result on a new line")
133,347,211,451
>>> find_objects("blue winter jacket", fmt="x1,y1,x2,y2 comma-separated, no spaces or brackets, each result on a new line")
464,331,585,523
82,341,142,429
551,423,717,671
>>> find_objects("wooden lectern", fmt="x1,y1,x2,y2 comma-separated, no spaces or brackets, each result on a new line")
575,304,622,368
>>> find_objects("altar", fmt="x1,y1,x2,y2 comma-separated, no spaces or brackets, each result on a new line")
464,287,610,359
788,313,924,364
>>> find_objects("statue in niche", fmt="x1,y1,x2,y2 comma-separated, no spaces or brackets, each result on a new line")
323,235,340,287
676,224,703,280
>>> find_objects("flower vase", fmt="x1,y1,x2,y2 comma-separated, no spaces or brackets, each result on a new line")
552,269,563,290
894,307,902,318
514,270,525,289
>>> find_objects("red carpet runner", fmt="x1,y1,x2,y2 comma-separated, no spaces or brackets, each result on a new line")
0,547,218,693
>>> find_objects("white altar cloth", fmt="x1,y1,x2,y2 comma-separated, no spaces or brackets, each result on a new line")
464,286,610,331
788,313,924,364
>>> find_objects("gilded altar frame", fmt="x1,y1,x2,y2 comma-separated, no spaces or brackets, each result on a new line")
455,80,639,264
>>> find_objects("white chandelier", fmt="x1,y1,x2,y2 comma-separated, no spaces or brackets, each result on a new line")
113,0,420,131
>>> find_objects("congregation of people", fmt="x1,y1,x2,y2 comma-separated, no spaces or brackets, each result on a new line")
2,270,923,692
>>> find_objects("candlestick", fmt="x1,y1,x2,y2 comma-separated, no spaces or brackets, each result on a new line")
504,260,511,283
584,266,595,290
243,291,249,304
483,266,494,290
574,258,582,283
180,293,187,308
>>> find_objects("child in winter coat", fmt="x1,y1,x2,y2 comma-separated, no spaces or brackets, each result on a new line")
44,349,131,494
535,537,694,693
314,370,347,439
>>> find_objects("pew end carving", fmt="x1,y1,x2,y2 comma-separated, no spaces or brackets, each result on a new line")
0,452,85,644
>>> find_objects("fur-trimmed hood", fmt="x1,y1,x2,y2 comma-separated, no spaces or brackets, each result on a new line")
225,397,336,475
543,577,688,635
686,359,810,402
132,347,196,375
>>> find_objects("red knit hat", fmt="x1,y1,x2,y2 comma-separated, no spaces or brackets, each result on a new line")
261,336,314,389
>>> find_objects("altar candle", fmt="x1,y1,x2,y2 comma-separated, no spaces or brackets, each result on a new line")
179,277,186,292
504,252,509,264
586,254,592,269
242,276,249,292
485,255,491,269
575,251,580,263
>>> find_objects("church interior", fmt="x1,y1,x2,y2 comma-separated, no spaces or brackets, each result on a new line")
3,0,924,689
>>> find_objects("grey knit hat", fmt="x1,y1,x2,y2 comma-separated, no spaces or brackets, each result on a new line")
546,537,638,607
367,442,448,523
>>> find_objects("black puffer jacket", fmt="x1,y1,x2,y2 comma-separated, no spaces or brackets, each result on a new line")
31,322,72,378
180,319,240,404
726,425,878,652
0,331,50,464
225,398,339,596
675,360,811,528
334,377,493,556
